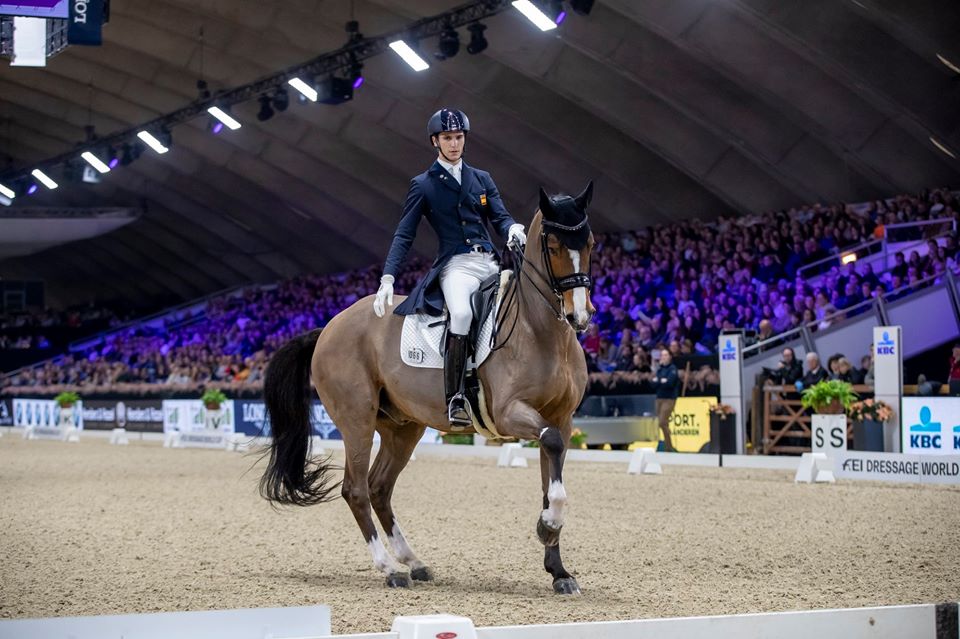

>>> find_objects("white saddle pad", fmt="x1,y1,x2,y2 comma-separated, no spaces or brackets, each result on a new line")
400,308,495,369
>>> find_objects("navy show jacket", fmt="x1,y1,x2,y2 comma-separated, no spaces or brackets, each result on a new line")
383,160,517,317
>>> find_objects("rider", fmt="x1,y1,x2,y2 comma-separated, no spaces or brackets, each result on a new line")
373,108,526,427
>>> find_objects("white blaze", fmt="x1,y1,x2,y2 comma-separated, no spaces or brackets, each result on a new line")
568,249,589,325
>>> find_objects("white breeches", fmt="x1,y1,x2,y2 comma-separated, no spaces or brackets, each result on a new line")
440,251,499,335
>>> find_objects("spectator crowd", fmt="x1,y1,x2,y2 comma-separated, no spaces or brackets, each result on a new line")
2,187,958,396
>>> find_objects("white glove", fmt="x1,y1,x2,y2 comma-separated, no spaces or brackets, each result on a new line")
507,223,526,248
373,274,394,317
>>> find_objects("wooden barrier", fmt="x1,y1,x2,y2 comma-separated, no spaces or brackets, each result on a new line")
760,384,873,455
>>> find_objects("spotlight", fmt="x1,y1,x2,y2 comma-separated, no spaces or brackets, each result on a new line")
347,59,364,90
81,150,111,174
0,182,14,200
317,77,353,105
436,26,460,60
466,23,488,55
137,130,169,154
120,142,141,165
272,88,289,112
27,184,38,195
104,146,120,169
31,168,58,190
196,78,211,100
207,105,242,130
208,118,224,135
288,77,318,102
257,95,275,121
513,0,557,31
570,0,594,15
389,40,430,71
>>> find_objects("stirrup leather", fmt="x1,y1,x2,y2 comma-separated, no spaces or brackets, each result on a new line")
444,333,472,426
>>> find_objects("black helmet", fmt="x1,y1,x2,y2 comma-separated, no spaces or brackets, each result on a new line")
427,108,470,140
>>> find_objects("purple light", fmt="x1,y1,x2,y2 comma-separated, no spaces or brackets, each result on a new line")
27,184,38,195
555,10,567,24
108,157,120,169
212,121,224,134
353,76,364,90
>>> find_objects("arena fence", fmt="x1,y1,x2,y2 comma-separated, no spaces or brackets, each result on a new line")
2,603,955,639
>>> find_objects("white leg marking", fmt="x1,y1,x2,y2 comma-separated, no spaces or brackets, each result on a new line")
541,479,568,529
367,537,404,576
388,522,426,571
567,249,589,325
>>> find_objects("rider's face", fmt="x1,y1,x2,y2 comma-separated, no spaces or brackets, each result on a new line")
434,131,465,161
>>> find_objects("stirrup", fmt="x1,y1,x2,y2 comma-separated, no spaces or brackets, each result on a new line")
447,393,473,427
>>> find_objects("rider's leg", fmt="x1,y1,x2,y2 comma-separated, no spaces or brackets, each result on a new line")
439,255,491,425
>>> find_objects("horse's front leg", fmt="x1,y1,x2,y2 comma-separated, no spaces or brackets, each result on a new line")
499,401,580,594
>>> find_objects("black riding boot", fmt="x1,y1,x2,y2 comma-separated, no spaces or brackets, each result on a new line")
444,333,472,427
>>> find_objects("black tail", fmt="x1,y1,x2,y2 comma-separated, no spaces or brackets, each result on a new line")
259,328,339,506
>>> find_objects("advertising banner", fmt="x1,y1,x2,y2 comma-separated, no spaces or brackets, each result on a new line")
13,398,83,429
836,451,960,485
310,401,341,440
0,1,69,18
901,397,960,455
718,333,745,454
661,397,713,453
67,0,104,45
873,326,902,452
161,399,234,433
234,400,342,439
0,398,12,427
81,400,164,432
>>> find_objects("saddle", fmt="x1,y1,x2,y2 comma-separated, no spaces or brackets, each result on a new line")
399,270,513,438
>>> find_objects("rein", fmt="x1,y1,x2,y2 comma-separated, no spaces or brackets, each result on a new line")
490,216,592,352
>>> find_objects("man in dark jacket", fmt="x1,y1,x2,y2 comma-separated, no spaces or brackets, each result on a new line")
651,350,679,452
772,347,803,386
798,352,829,390
373,108,526,426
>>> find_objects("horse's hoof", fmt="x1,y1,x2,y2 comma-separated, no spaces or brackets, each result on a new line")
537,517,562,547
553,577,581,595
385,572,411,588
410,566,434,582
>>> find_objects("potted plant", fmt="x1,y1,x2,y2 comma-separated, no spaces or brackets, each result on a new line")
54,391,80,428
847,398,894,452
707,403,736,454
569,428,589,450
439,432,474,445
200,388,228,430
800,380,858,414
54,391,80,409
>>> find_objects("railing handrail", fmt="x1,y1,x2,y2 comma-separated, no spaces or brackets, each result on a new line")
883,216,956,235
795,237,883,281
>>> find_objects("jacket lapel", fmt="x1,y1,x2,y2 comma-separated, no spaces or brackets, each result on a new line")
429,161,460,194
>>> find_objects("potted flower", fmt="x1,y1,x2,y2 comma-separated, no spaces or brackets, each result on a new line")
707,403,736,454
848,398,894,452
800,380,858,415
200,388,228,430
569,428,589,450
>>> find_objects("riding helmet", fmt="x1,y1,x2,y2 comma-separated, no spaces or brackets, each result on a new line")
427,108,470,141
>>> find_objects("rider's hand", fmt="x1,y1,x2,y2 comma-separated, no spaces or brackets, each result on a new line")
373,274,394,317
507,224,526,249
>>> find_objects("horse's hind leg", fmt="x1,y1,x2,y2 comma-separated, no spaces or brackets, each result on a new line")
336,407,410,588
369,420,433,581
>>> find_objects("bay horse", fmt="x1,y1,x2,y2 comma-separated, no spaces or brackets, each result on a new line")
260,182,595,594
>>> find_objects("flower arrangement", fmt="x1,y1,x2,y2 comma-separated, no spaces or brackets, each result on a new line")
709,403,735,416
569,428,588,448
801,380,858,414
53,391,80,408
201,388,228,410
847,398,894,423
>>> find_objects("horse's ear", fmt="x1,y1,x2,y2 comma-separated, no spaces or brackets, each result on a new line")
574,180,594,211
539,187,553,220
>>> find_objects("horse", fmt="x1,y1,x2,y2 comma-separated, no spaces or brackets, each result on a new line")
259,181,596,594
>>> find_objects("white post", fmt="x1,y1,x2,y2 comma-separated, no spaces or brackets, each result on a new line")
718,333,745,454
872,326,902,452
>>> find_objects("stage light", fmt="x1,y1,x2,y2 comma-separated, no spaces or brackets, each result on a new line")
207,105,241,130
120,142,141,165
0,194,10,206
31,168,58,190
27,184,38,195
81,151,111,174
389,40,430,71
257,95,275,121
930,136,957,159
570,0,594,15
348,61,364,90
467,23,488,54
0,183,14,200
289,77,318,102
436,27,460,60
513,0,557,31
137,130,169,154
106,147,120,169
841,253,857,265
208,118,224,134
272,88,289,112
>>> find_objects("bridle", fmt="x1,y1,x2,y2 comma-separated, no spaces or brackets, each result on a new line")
491,214,592,351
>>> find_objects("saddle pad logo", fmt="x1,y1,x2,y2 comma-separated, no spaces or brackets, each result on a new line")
408,347,425,364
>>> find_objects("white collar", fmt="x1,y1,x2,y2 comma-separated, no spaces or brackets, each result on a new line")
437,157,462,174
